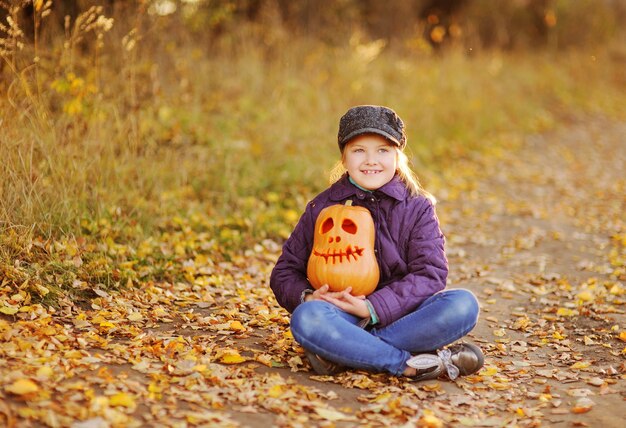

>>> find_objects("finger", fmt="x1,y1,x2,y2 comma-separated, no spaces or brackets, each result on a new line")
323,290,346,299
314,285,329,296
319,295,343,307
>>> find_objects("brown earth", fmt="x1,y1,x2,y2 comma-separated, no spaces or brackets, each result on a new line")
1,116,625,427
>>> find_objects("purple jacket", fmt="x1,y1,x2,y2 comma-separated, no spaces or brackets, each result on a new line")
270,175,448,328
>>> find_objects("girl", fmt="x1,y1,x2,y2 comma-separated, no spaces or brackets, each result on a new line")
270,105,483,381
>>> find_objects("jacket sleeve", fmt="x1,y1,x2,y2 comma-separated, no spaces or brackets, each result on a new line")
270,203,316,313
367,200,448,328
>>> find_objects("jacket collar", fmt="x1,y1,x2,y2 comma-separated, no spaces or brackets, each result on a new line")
329,174,408,202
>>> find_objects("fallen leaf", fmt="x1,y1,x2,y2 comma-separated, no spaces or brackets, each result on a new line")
127,312,143,322
109,392,136,408
478,366,498,377
418,410,444,428
567,388,595,397
556,308,577,317
585,377,605,387
5,379,38,395
229,321,245,331
35,366,54,379
571,397,595,413
570,361,591,370
267,384,285,398
220,352,247,364
314,407,356,422
0,306,18,315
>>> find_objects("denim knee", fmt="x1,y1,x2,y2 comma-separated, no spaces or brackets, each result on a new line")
447,289,480,327
290,301,332,343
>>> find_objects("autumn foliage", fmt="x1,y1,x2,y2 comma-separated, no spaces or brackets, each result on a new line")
1,2,625,427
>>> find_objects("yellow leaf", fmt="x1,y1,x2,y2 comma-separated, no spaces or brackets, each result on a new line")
478,366,498,377
556,307,577,317
552,331,565,340
109,392,135,408
513,316,531,330
153,307,168,317
493,328,506,337
372,392,392,403
539,393,552,402
255,354,274,367
36,366,54,379
418,410,444,428
577,291,593,302
422,382,442,392
127,312,143,322
64,350,83,359
618,331,626,342
6,379,39,395
229,321,245,332
570,361,591,370
489,382,511,390
34,0,44,12
35,284,49,296
267,384,285,398
0,306,18,315
220,352,246,364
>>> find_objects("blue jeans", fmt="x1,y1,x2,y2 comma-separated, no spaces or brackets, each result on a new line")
290,289,479,376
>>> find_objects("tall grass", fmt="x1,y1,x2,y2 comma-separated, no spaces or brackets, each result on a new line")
1,3,625,251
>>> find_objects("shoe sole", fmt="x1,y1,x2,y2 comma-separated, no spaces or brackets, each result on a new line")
304,350,342,376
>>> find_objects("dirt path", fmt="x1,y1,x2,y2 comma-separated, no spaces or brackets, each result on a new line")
2,116,625,427
434,115,626,426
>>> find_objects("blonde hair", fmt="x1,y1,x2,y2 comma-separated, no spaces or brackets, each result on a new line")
329,146,436,203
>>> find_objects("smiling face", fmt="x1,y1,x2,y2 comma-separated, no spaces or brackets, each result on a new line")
342,134,398,191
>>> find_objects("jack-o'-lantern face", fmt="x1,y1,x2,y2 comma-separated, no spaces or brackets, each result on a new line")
307,201,379,296
313,213,362,263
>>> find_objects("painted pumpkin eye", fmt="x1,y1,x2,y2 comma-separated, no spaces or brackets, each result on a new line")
321,217,334,234
341,219,357,234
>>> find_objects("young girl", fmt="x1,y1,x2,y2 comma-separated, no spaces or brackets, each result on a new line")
270,105,483,381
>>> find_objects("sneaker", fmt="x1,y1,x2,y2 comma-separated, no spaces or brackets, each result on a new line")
406,342,484,381
448,342,484,376
304,350,344,376
404,352,442,381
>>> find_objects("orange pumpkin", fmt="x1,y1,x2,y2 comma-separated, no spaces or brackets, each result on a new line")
307,200,379,296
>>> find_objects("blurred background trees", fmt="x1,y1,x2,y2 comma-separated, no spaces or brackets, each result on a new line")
4,0,625,52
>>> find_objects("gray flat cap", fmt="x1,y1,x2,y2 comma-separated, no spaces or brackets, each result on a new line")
338,105,406,151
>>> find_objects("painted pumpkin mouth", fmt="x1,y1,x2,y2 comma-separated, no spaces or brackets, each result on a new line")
312,245,365,264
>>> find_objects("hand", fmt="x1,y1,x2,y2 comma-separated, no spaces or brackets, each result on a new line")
318,287,370,319
305,284,331,302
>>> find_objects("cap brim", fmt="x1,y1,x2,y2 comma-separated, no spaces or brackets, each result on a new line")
340,128,401,148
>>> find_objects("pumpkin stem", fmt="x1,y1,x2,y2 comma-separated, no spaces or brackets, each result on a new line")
345,200,353,206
